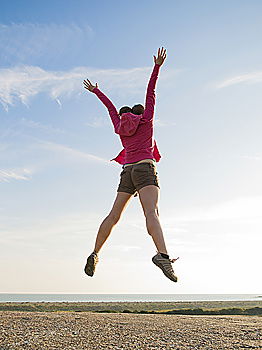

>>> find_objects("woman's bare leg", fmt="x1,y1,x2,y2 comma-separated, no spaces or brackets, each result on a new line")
93,192,133,253
138,185,168,254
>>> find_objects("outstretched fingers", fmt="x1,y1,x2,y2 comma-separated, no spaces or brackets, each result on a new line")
154,47,167,66
83,79,98,91
83,80,90,88
160,47,166,58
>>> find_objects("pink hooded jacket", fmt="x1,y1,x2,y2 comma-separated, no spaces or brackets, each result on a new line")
92,63,161,165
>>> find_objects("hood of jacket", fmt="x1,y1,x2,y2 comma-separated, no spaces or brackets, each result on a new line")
116,112,142,136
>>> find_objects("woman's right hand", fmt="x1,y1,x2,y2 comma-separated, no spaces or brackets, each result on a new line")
83,79,98,92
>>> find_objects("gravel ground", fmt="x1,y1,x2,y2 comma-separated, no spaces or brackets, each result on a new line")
0,311,261,350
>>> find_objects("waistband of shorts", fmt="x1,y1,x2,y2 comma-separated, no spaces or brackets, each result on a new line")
123,159,156,168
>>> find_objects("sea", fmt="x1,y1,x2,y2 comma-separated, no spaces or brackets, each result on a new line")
0,294,261,303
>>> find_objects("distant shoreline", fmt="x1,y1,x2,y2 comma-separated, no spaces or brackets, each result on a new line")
0,293,260,303
0,300,261,316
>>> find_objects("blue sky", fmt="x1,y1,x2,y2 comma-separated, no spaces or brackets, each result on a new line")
0,0,261,294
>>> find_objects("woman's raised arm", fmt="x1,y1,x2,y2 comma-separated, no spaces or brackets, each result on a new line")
143,47,167,122
83,79,120,132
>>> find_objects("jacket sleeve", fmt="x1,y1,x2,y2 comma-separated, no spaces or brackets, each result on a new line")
92,88,120,132
142,64,160,122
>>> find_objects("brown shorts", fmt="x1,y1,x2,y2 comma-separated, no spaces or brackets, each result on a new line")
117,162,160,196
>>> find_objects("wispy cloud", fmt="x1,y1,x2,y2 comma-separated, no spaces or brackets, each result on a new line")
240,154,261,161
20,118,65,134
110,245,142,252
0,23,93,65
85,117,109,128
216,71,262,89
175,196,262,222
0,143,9,152
38,140,108,164
0,168,33,182
0,65,178,110
0,211,101,249
155,118,176,127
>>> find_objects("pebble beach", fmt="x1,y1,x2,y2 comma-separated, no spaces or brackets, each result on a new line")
0,311,261,349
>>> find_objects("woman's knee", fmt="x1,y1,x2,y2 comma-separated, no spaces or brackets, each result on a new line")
144,208,159,220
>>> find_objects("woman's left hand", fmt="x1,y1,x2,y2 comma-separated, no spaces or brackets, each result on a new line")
154,47,167,66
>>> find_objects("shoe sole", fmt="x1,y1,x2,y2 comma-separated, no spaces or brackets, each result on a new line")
84,255,96,276
152,257,178,282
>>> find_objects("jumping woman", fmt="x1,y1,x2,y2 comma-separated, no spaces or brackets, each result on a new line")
83,47,178,282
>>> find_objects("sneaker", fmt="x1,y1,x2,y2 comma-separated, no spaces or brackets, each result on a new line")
84,252,99,277
152,252,178,282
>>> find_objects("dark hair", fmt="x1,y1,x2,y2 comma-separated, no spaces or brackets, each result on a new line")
119,106,132,115
132,104,144,115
